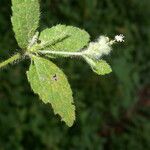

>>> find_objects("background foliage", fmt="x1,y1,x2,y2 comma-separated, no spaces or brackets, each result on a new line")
0,0,149,149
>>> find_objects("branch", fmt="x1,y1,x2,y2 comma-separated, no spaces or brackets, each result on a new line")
0,53,21,69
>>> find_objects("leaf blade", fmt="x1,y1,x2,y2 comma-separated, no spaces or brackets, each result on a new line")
39,24,90,52
11,0,40,49
26,56,75,126
92,60,112,75
85,57,112,75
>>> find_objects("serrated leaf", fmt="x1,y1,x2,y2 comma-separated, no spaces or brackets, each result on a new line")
39,24,90,52
85,57,112,75
26,56,75,126
11,0,40,49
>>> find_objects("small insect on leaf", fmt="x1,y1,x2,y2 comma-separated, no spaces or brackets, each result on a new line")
52,74,58,81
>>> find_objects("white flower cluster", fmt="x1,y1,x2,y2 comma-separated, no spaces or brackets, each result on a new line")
84,34,124,59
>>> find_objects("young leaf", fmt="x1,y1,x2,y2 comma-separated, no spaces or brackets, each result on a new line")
26,56,75,126
85,57,112,75
39,24,90,52
92,60,112,75
11,0,40,49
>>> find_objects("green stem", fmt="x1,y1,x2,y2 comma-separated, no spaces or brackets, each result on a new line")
83,56,96,66
38,50,86,56
0,53,21,69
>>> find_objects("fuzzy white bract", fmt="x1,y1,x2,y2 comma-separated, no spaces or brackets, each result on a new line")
84,36,112,59
84,34,124,59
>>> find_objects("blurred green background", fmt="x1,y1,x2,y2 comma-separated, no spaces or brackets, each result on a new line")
0,0,150,150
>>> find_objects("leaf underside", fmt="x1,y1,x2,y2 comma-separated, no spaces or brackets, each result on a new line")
39,24,90,52
26,56,75,127
11,0,40,49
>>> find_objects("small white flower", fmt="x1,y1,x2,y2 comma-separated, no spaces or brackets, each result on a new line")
114,34,124,42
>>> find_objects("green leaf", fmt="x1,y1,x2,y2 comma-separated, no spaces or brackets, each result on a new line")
11,0,40,49
85,57,112,75
39,24,90,52
92,60,112,75
26,56,75,126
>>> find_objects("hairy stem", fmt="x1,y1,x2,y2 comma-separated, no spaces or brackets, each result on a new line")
83,56,96,66
38,50,86,56
0,53,21,69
